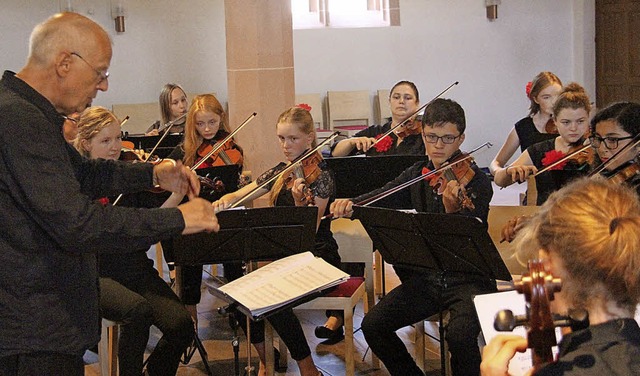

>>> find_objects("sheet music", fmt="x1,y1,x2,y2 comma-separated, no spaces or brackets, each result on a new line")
218,251,349,316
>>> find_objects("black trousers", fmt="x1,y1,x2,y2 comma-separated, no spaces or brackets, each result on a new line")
100,271,193,376
361,269,496,376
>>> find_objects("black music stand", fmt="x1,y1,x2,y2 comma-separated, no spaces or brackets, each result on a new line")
122,134,183,158
173,206,318,376
352,206,511,375
325,155,427,200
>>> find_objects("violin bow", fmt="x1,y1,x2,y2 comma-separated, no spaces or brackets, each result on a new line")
144,113,187,160
589,133,640,177
532,143,592,177
191,112,257,170
366,81,459,149
229,132,340,209
322,142,492,219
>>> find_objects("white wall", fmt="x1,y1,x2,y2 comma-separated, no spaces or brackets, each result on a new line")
0,0,595,167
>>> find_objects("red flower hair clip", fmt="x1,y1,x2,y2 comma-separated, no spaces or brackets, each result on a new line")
296,103,312,112
525,81,533,99
98,197,110,206
541,149,567,170
373,134,393,153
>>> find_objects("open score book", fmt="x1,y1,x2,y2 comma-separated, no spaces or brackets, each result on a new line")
215,251,349,318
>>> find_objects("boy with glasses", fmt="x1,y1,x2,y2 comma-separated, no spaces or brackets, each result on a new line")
330,98,495,375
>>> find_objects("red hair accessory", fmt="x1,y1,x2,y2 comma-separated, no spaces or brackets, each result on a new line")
296,103,312,112
541,149,567,170
373,134,393,153
525,81,533,98
98,197,110,206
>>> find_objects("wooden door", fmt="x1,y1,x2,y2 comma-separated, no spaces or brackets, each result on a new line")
595,0,640,107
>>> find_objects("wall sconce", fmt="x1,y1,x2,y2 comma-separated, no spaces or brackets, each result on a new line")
110,0,126,33
486,0,501,21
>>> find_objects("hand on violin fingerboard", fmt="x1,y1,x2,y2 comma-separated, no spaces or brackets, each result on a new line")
480,334,530,376
442,180,464,213
291,177,311,205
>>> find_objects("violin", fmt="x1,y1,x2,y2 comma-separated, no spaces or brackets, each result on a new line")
544,117,558,134
494,260,589,371
607,159,640,186
196,138,243,168
120,140,159,163
284,151,323,205
395,115,422,138
426,152,476,211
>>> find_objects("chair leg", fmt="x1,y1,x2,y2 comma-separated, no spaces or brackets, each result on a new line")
99,320,119,376
344,305,355,375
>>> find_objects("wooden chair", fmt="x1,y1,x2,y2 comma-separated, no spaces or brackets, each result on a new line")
295,93,324,129
291,218,379,375
375,89,391,124
487,205,541,276
111,102,159,135
326,90,371,133
414,311,452,376
98,318,120,376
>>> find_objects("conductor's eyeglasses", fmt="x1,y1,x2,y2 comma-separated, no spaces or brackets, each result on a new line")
589,135,634,150
423,133,460,144
71,52,109,84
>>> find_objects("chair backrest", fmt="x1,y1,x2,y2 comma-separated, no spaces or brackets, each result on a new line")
112,102,160,135
375,89,391,124
326,90,371,130
295,93,324,129
487,205,541,275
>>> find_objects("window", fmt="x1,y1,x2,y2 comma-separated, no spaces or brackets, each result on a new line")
292,0,400,29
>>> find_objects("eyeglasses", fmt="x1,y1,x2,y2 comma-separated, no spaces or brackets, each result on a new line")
71,52,109,84
589,135,634,150
422,133,461,144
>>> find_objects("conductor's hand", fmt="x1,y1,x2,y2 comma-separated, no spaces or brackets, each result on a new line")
506,165,538,184
178,198,219,234
442,180,463,213
351,137,377,153
480,334,530,376
501,215,531,243
329,199,354,218
153,159,200,200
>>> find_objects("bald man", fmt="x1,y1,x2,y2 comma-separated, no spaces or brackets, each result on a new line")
0,13,218,375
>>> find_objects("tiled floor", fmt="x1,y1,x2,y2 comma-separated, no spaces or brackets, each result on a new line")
84,264,446,376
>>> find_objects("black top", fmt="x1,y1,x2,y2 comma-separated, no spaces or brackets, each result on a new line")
514,116,556,152
527,138,591,205
536,319,640,375
331,120,425,156
0,71,185,356
256,160,340,267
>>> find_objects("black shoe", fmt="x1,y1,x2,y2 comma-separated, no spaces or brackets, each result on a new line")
314,325,344,344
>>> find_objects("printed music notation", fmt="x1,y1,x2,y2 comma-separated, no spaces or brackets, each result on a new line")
217,252,349,317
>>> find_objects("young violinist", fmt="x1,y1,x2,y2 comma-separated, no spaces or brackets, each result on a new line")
481,178,640,375
213,105,338,376
590,101,640,189
330,98,495,376
493,83,593,205
165,93,244,324
74,106,194,376
146,83,189,136
331,80,425,156
490,72,563,175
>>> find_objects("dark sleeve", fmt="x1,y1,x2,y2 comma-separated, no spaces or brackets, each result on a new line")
353,124,389,138
460,165,493,224
352,161,422,208
0,110,184,255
